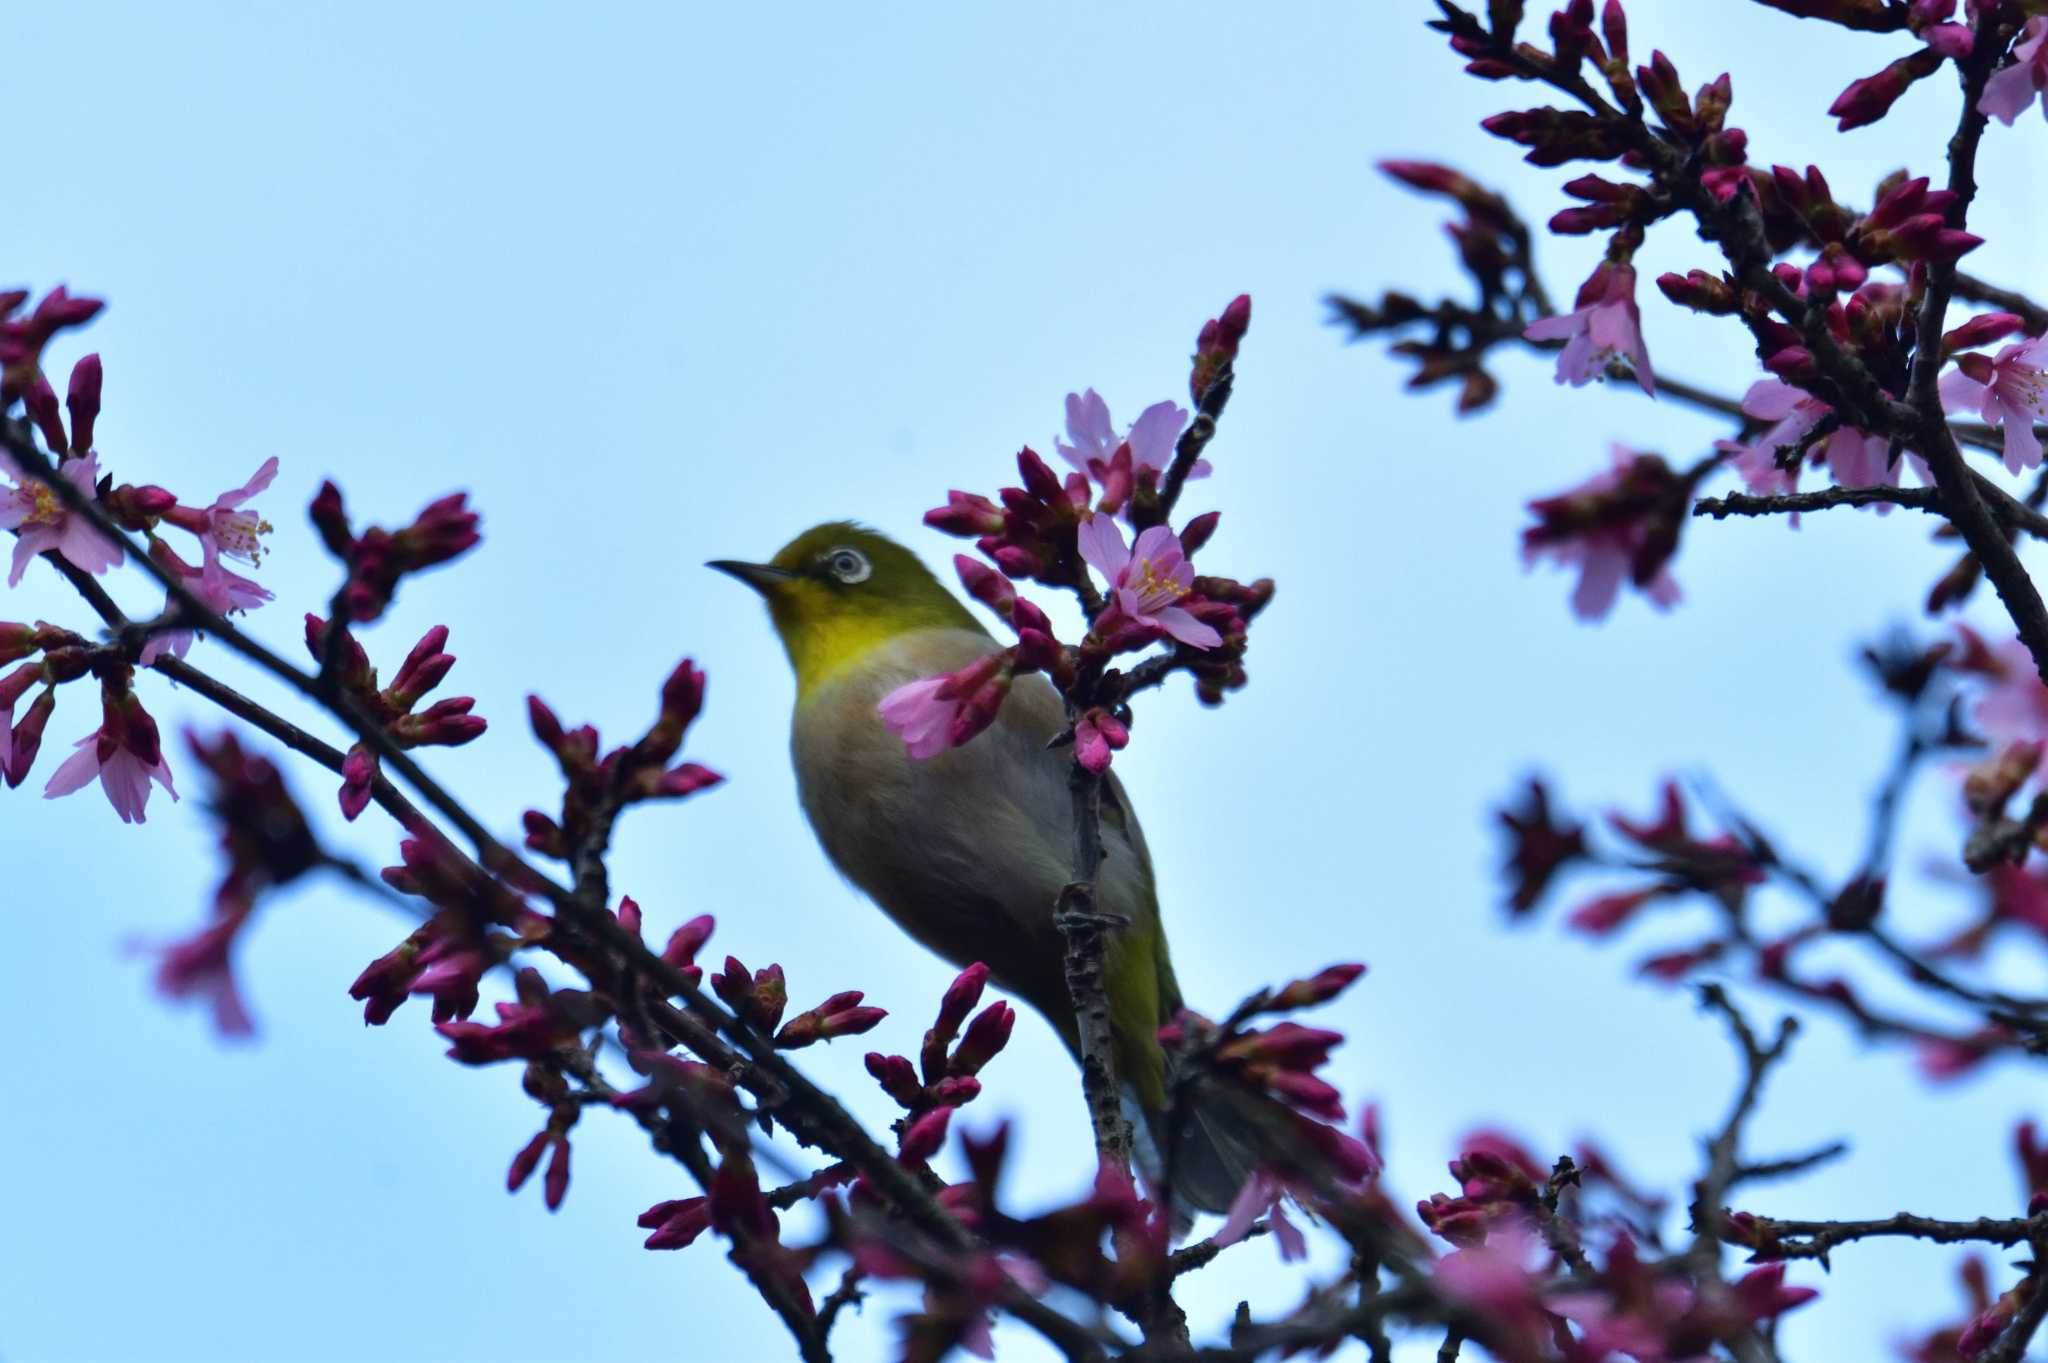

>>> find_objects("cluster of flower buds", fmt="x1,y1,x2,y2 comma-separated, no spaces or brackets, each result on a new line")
0,621,90,787
642,1142,817,1318
436,965,591,1065
864,962,1015,1119
898,297,1271,765
1520,444,1692,621
0,287,102,404
520,658,723,859
308,481,480,623
849,1120,1170,1336
1353,160,1538,414
1590,782,1765,919
774,987,887,1050
302,617,486,819
1417,1130,1548,1247
506,1105,577,1213
1162,973,1366,1125
352,823,552,1025
1189,293,1251,406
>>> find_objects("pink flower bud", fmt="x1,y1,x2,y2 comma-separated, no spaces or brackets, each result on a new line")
542,1134,571,1211
1945,312,2024,352
899,1106,954,1163
65,354,101,453
387,626,454,707
508,1131,549,1191
865,1051,924,1108
662,915,715,970
925,491,1006,537
1828,53,1937,131
1268,962,1368,1010
949,1001,1015,1077
338,743,377,821
23,374,66,453
640,1196,711,1249
308,481,354,556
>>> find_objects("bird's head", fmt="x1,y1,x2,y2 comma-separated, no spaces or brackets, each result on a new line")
711,522,982,697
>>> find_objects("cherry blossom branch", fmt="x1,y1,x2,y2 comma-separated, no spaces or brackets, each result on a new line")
1686,987,1797,1279
5,422,1159,1363
1693,485,1950,520
1055,762,1133,1171
1726,1209,2048,1263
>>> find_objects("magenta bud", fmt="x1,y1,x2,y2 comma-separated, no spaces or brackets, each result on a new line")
1179,511,1221,556
338,744,377,821
507,1131,549,1192
925,491,1005,537
899,1106,954,1163
4,686,54,787
934,962,989,1038
543,1135,571,1210
865,1051,925,1108
1017,447,1064,502
662,914,715,970
949,1001,1015,1077
65,353,102,453
1944,312,2023,352
308,481,353,555
23,375,66,454
1269,962,1368,1010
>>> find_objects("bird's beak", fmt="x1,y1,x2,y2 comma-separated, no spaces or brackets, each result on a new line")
707,560,797,595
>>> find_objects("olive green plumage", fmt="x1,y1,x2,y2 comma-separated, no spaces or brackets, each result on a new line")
712,522,1251,1212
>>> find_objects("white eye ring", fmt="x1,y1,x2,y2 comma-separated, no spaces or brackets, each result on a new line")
824,547,872,584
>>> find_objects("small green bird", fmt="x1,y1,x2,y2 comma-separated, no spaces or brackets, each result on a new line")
712,522,1249,1212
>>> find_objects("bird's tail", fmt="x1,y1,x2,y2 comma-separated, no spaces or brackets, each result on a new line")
1128,1052,1263,1216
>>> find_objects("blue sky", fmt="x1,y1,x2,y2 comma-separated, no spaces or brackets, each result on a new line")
4,4,2045,1360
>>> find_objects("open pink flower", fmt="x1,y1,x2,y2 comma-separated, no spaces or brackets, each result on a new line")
44,685,178,823
1731,378,1929,506
1076,514,1222,649
1521,446,1682,621
1523,261,1655,395
1980,17,2048,125
1942,337,2048,475
1056,389,1202,479
1214,1168,1308,1262
0,450,123,587
164,456,277,566
878,653,1012,759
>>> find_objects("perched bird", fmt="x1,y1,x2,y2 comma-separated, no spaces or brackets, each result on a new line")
712,521,1251,1212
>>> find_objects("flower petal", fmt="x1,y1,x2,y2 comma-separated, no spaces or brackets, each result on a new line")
1075,512,1130,583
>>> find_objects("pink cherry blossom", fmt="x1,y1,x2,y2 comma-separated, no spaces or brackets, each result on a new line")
1055,389,1204,479
1941,337,2048,475
1523,261,1655,395
1520,446,1681,621
164,456,277,567
0,450,123,587
1214,1168,1308,1262
1731,379,1929,508
1980,18,2048,125
1076,514,1222,649
137,539,276,665
44,687,179,823
878,653,1011,759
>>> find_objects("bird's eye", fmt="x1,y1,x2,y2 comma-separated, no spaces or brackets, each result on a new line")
823,547,872,584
